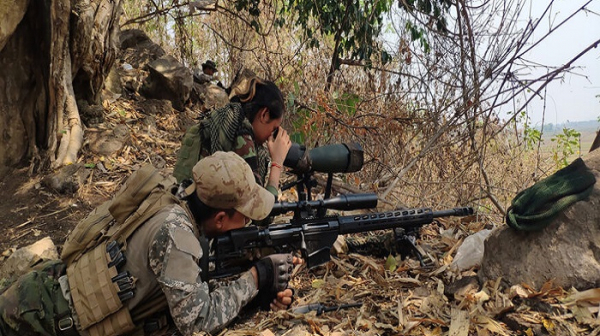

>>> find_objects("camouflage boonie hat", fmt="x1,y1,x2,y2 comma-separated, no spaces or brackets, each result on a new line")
192,151,275,220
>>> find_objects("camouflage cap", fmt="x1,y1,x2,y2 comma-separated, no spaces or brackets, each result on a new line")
192,151,275,220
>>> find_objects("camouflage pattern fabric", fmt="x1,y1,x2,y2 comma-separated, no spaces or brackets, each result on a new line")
0,260,73,336
191,152,275,221
202,103,270,190
145,204,259,335
173,103,273,196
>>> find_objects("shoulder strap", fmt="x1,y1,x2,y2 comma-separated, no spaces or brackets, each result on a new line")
110,177,180,246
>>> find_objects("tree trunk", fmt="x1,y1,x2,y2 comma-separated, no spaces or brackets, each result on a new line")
0,0,122,175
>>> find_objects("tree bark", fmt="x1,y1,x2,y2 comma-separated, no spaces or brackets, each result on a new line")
0,0,122,173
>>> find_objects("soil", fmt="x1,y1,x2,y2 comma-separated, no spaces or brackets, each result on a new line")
0,167,101,255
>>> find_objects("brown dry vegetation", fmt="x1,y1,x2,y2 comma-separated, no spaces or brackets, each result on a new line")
2,0,599,335
3,98,599,336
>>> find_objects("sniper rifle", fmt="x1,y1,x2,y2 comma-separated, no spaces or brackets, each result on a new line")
208,194,474,278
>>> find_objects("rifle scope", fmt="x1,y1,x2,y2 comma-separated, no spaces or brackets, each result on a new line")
270,193,378,216
283,142,364,174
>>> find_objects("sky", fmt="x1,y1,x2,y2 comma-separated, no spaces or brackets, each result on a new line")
522,0,600,126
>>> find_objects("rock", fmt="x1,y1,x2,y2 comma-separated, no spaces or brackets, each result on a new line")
137,99,173,116
0,237,59,281
119,29,165,69
41,163,89,194
140,55,193,111
104,29,166,99
77,99,104,126
444,275,480,300
479,149,600,290
192,83,229,111
103,62,123,96
87,124,130,156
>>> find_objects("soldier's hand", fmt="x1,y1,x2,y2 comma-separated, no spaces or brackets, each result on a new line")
270,288,295,311
254,253,294,292
267,127,291,167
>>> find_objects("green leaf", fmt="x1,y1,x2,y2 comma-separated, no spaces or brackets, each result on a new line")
312,279,326,288
385,255,397,272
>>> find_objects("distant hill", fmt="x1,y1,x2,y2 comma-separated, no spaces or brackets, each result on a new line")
535,120,600,135
533,120,599,153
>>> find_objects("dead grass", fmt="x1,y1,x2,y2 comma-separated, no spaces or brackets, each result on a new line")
2,96,596,336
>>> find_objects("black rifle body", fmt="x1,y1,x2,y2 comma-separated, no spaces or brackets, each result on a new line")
209,197,473,278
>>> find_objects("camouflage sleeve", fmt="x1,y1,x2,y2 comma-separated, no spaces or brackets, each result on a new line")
234,134,264,185
148,207,259,336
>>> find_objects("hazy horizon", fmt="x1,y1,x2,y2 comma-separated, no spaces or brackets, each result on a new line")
524,0,600,126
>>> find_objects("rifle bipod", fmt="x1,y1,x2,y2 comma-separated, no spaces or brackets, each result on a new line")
393,228,427,267
345,228,429,267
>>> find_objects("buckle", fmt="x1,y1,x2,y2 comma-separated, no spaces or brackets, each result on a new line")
58,317,74,331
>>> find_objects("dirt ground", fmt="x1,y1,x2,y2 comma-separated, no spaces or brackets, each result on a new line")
0,166,98,255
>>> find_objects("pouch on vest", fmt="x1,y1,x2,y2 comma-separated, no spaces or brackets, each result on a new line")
67,242,134,336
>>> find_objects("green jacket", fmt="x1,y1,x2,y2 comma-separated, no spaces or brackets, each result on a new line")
173,103,277,197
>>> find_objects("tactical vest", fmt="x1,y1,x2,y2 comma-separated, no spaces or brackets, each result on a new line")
61,165,190,336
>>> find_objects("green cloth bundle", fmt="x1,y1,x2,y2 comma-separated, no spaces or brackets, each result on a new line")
506,158,596,231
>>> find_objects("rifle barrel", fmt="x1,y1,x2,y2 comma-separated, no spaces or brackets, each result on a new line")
432,207,474,218
337,206,474,234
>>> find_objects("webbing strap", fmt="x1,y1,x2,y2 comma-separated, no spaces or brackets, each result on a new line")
111,189,179,245
86,308,134,336
67,242,136,336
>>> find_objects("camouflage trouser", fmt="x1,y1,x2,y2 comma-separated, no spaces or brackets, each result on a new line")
0,259,75,336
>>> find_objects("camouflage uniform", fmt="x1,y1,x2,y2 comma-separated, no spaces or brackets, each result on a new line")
0,260,72,336
0,152,273,336
173,103,276,197
0,206,259,336
124,204,259,335
125,152,271,335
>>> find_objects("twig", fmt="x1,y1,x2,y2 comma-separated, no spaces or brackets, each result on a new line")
37,206,72,219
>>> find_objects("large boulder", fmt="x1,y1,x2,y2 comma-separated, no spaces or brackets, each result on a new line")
192,83,229,111
140,55,193,111
0,237,59,281
103,29,166,99
479,149,600,290
119,29,165,69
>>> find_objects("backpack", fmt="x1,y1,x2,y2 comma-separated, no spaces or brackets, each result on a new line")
60,164,183,336
61,164,180,264
172,122,204,183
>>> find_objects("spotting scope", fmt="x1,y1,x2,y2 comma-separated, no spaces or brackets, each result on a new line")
283,142,364,174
